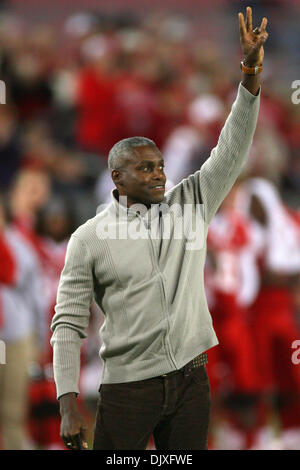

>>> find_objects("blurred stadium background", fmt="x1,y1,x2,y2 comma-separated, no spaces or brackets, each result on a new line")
0,0,300,450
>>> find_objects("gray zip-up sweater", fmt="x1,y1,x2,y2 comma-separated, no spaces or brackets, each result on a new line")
50,83,260,399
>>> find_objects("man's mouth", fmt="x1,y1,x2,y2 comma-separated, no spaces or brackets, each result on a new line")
150,184,165,191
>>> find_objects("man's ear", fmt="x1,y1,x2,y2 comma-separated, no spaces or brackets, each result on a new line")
111,169,123,186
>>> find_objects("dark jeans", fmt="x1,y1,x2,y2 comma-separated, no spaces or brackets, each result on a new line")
93,365,210,450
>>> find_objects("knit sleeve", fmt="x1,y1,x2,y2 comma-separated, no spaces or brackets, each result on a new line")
199,83,260,223
50,234,94,399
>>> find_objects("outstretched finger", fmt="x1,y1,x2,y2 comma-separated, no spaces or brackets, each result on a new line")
260,17,268,32
246,6,252,32
238,12,246,38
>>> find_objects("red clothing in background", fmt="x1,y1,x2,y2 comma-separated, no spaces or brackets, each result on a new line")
206,210,260,394
0,233,16,327
249,286,300,399
76,67,122,156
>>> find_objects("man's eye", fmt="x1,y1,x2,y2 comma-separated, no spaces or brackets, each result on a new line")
139,165,164,171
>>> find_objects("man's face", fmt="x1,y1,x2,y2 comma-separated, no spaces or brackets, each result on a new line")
113,145,166,207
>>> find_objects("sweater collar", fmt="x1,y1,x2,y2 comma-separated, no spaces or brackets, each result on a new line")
111,189,167,218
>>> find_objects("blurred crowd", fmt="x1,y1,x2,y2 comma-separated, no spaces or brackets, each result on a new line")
0,1,300,450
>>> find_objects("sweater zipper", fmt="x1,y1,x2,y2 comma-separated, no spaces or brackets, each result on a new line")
139,214,177,369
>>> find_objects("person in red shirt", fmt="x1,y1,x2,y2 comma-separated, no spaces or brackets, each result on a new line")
238,176,300,448
206,183,261,449
75,35,123,157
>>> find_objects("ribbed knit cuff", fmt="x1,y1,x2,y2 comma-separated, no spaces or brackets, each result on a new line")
239,82,261,103
50,326,82,400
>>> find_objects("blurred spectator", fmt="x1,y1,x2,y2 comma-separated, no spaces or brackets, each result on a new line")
206,184,261,449
9,168,51,234
75,34,123,156
0,198,47,450
237,177,300,449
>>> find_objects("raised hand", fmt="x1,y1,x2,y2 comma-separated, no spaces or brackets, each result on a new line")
239,6,268,67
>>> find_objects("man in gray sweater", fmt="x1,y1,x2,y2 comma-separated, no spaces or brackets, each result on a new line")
51,7,268,450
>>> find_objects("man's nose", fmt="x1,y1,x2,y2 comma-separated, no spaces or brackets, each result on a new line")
152,167,165,180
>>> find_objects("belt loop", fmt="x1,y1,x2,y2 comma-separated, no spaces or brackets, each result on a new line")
184,362,192,377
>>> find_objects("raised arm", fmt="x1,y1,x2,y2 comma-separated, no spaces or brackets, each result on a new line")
198,6,268,224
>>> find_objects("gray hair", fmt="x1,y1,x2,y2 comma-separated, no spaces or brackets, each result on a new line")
108,136,157,171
